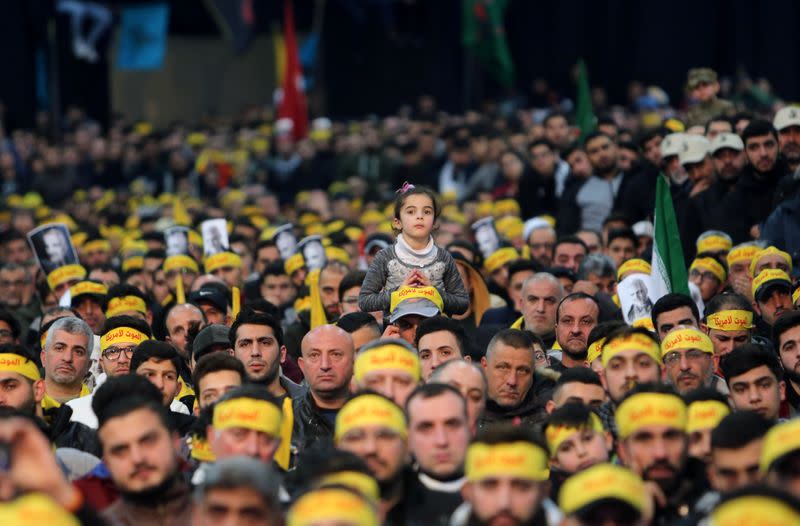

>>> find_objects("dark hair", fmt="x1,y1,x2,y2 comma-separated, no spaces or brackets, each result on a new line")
199,282,233,306
256,239,277,252
582,131,614,148
215,384,282,408
472,422,546,451
100,314,153,338
682,386,729,406
239,300,281,320
554,236,588,255
92,374,173,432
556,292,600,323
144,248,167,260
230,310,283,348
0,308,21,340
487,328,534,357
336,312,380,335
602,211,630,228
414,316,468,357
544,403,602,435
131,340,183,375
606,228,637,248
338,270,367,301
604,325,659,353
554,367,603,389
740,119,777,145
651,293,700,333
637,127,669,149
508,259,541,280
772,310,800,348
286,447,374,501
193,352,245,395
263,261,288,278
393,184,440,223
404,382,467,421
704,292,753,321
107,283,148,304
720,343,783,383
619,382,679,404
711,411,773,450
0,343,37,372
587,321,626,346
529,138,554,152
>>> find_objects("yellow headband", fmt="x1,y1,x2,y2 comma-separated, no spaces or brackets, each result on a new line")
190,435,216,462
325,246,351,265
727,245,759,267
389,286,444,313
213,397,283,437
690,257,726,282
660,328,714,357
465,441,549,482
204,251,242,273
285,253,305,276
711,496,800,526
69,281,108,298
617,258,651,280
749,246,793,277
122,256,144,273
586,337,605,364
602,333,661,367
545,412,604,455
760,418,800,473
318,471,380,505
82,239,111,253
163,254,199,273
354,343,421,383
335,394,407,442
559,464,646,517
484,247,518,273
752,268,791,299
99,327,150,351
106,296,147,318
696,235,731,254
616,392,687,439
686,400,730,434
794,287,800,305
47,264,86,290
0,353,41,381
287,488,377,526
705,310,753,331
0,493,81,526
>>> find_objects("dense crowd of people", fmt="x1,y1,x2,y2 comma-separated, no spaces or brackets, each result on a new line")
1,66,800,525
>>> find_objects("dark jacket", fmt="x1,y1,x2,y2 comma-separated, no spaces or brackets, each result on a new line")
556,175,588,236
284,309,311,360
102,476,192,526
760,193,800,272
291,390,336,456
45,404,102,458
477,387,548,431
652,458,709,526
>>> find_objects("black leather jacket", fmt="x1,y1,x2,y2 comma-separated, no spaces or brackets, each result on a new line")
45,404,102,457
291,390,336,457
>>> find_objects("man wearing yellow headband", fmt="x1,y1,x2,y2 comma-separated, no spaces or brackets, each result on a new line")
760,419,800,499
69,279,107,334
773,311,800,414
353,338,421,407
688,255,727,303
750,245,792,277
208,385,284,464
683,388,730,465
163,254,200,299
205,251,244,290
695,230,732,259
461,424,554,526
81,235,113,268
106,283,152,324
615,385,707,523
334,392,409,519
701,293,756,360
543,404,611,486
287,487,378,526
660,326,716,395
727,242,760,299
752,268,793,334
559,464,649,526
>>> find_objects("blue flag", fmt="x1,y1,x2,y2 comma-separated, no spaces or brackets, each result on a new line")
116,4,170,70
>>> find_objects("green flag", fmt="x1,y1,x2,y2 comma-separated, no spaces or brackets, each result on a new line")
575,60,595,140
462,0,514,87
650,174,690,299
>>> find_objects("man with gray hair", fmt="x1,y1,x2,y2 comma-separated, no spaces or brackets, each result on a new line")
577,253,617,295
40,316,93,409
517,272,564,349
524,219,556,268
192,457,281,526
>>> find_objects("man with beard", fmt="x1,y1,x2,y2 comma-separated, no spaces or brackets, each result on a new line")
773,311,800,413
596,326,663,438
479,329,547,429
660,327,718,395
404,383,471,525
93,374,192,525
40,316,93,411
334,392,410,524
682,388,731,466
292,325,355,453
69,280,108,335
751,269,794,339
457,423,557,526
701,293,756,362
720,344,786,421
690,134,745,235
517,273,564,350
774,106,800,173
554,293,599,370
615,384,708,524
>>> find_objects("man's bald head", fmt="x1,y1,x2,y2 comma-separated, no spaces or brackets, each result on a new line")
165,303,206,358
299,324,355,405
301,324,354,356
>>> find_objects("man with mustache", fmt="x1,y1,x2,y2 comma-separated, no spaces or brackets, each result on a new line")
751,269,794,339
93,374,192,525
660,327,717,395
772,311,800,413
720,344,786,421
457,423,557,526
554,293,599,369
774,106,800,173
334,392,410,524
40,316,93,411
479,329,546,429
615,384,708,524
596,326,663,439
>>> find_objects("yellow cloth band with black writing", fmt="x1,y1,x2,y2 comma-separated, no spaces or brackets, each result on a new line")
213,397,283,437
0,353,41,381
586,338,605,364
163,254,199,273
690,257,726,282
204,251,242,273
389,285,444,313
484,247,518,273
749,246,792,277
106,296,147,317
82,239,111,253
190,435,216,462
696,235,731,254
335,394,407,441
559,464,646,516
617,259,651,280
466,441,549,482
706,309,754,331
660,328,714,357
727,245,759,267
100,327,150,351
69,281,108,298
616,392,686,439
354,343,421,383
760,418,800,473
47,264,86,290
711,495,800,526
687,400,730,433
602,333,661,367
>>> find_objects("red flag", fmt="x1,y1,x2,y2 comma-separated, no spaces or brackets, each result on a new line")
277,0,308,141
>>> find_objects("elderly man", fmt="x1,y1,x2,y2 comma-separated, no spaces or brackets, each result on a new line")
353,338,421,407
293,324,355,452
660,327,718,395
516,273,564,349
554,293,599,369
40,316,93,410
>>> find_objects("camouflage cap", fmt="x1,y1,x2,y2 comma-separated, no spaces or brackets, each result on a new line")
686,68,718,90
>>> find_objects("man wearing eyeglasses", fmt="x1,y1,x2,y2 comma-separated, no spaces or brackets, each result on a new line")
67,315,154,428
660,326,718,395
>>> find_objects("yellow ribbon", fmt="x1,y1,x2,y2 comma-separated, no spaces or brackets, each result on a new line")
0,353,41,380
465,441,549,482
163,254,199,274
727,245,759,267
690,257,726,282
204,251,242,273
696,235,731,254
660,328,714,357
705,310,754,331
354,343,421,383
602,333,661,367
484,247,518,273
752,268,791,299
711,496,800,526
212,397,283,437
69,281,108,298
287,488,377,526
319,471,380,505
617,259,651,280
99,327,151,351
106,296,147,317
47,264,86,290
616,392,686,439
389,285,444,313
335,394,407,442
749,246,793,277
760,419,800,473
559,464,646,516
82,239,111,254
686,400,730,433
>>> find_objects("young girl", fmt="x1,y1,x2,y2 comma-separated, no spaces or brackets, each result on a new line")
358,183,469,316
